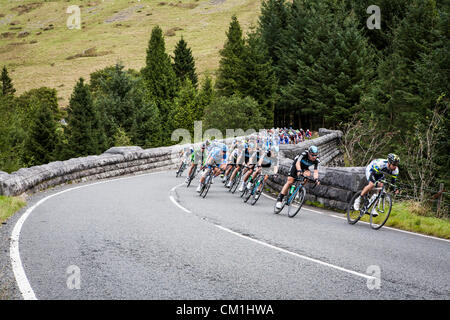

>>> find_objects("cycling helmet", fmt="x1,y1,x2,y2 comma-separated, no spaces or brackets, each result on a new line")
387,153,400,165
308,145,318,156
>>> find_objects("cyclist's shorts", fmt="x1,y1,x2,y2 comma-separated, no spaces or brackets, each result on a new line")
366,168,383,183
229,153,238,165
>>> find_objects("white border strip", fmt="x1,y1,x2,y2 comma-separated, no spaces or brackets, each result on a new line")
10,170,168,300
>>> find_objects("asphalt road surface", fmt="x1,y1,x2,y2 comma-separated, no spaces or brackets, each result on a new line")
10,170,450,299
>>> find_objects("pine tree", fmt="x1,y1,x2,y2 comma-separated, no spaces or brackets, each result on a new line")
240,31,277,128
64,78,106,158
24,102,59,166
203,95,265,133
141,25,179,136
113,127,132,147
197,75,215,120
168,79,198,136
130,81,162,148
362,0,442,134
93,63,137,148
215,15,246,97
257,0,289,67
343,0,410,52
1,66,16,96
173,37,198,88
271,0,317,127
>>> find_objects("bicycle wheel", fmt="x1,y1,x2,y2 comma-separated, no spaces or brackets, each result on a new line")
230,171,241,194
202,173,213,198
347,192,365,224
250,176,265,206
199,174,209,197
176,163,183,177
287,186,306,218
186,166,197,188
370,194,392,230
240,180,248,198
273,196,287,214
243,179,255,203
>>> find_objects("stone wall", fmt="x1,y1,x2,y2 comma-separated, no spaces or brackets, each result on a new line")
0,136,244,197
0,129,357,207
0,146,179,197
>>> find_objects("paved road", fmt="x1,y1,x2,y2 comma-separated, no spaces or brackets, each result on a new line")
11,171,450,299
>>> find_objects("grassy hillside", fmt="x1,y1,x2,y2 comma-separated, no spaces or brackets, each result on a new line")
0,0,262,107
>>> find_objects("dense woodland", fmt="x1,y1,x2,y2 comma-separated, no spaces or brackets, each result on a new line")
0,0,448,209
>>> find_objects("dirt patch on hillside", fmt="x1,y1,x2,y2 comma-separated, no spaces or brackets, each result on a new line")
0,32,15,39
11,3,42,15
210,0,226,4
104,4,144,23
66,47,112,60
169,2,199,9
165,26,183,36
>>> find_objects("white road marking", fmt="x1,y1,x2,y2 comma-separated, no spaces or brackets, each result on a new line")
169,184,376,281
214,225,375,281
10,170,168,300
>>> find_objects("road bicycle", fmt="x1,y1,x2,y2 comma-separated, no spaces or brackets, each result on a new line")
242,170,273,206
229,165,248,194
199,164,218,199
176,160,187,177
347,178,396,230
186,164,198,188
273,175,318,218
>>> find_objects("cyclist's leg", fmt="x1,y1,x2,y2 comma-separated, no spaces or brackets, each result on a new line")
276,162,297,204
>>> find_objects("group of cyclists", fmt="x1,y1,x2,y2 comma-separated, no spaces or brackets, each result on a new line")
176,128,401,217
278,127,312,145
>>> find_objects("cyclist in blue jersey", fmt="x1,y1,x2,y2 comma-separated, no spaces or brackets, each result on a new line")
196,143,228,193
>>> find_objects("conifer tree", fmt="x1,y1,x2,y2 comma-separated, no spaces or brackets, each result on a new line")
240,31,277,128
215,15,246,97
168,79,198,136
257,0,289,67
24,102,59,166
1,66,16,96
64,78,106,158
93,63,137,148
197,75,215,120
130,81,162,148
173,37,198,88
141,25,179,136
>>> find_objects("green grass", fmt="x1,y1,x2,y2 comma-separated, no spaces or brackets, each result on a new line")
0,0,262,108
0,196,26,224
307,198,450,239
375,201,450,239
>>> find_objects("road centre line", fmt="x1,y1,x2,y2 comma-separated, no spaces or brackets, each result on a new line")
170,184,376,282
